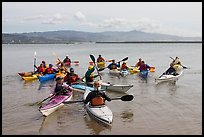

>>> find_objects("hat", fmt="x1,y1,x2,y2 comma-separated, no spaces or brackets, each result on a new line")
56,76,63,81
70,67,74,72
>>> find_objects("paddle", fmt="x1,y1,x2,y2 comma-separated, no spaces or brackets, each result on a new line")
98,57,129,71
90,54,102,80
169,56,190,69
30,88,69,106
149,67,155,72
34,51,37,72
63,94,134,104
53,52,68,72
29,94,54,106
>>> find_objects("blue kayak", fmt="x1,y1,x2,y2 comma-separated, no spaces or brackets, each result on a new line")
139,70,148,79
38,73,56,83
71,83,105,92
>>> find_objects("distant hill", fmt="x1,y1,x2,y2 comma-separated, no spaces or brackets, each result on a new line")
2,30,202,44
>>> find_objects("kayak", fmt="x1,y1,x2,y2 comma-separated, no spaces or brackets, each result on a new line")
71,83,105,92
129,67,140,74
39,90,73,117
38,73,56,83
101,82,133,93
139,70,148,79
155,69,184,83
83,88,113,125
18,72,33,77
97,61,105,69
120,69,129,77
22,74,38,81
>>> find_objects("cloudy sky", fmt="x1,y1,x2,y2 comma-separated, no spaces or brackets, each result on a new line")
2,2,202,37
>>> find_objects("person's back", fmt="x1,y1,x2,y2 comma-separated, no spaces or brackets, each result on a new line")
97,55,105,62
44,64,56,74
135,58,142,67
85,65,96,83
63,56,71,63
139,61,150,71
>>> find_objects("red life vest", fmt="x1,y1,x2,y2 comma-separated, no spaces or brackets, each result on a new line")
91,96,105,106
46,68,54,74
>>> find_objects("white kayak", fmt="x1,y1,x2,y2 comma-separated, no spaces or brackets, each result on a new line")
120,69,129,77
155,69,184,83
101,82,133,93
83,88,113,126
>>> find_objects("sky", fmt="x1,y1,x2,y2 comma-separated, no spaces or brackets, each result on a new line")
2,2,202,37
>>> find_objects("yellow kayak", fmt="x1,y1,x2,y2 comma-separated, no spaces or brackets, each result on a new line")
97,61,105,69
129,67,140,74
22,74,39,81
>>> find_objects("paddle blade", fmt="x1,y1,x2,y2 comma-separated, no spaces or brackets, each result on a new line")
121,95,134,101
90,54,95,63
111,95,134,101
122,57,128,62
150,67,155,72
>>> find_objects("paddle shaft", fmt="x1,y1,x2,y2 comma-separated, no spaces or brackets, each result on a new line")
90,54,102,80
98,57,128,71
34,52,37,72
169,56,189,69
63,94,133,104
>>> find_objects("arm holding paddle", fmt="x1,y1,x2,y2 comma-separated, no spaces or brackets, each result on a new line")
98,57,128,71
169,56,190,69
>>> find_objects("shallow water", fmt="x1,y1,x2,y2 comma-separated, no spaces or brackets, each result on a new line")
2,43,202,135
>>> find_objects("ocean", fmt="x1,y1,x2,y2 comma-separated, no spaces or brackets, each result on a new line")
2,43,202,135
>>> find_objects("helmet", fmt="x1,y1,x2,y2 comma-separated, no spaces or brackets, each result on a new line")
94,81,100,87
70,67,74,72
56,76,63,81
88,65,94,70
49,64,53,67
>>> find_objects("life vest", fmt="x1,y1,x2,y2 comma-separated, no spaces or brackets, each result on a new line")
46,68,54,74
121,64,127,70
136,62,142,67
67,74,78,84
91,96,105,106
139,64,148,71
97,57,105,62
38,66,46,73
173,64,182,73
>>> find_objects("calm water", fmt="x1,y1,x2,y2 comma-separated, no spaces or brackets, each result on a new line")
2,43,202,135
